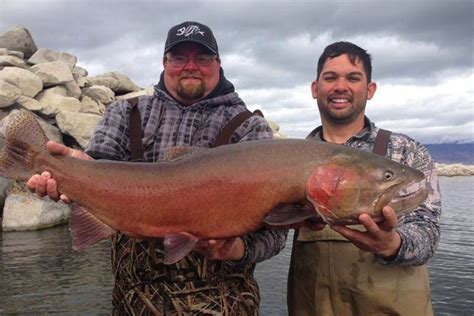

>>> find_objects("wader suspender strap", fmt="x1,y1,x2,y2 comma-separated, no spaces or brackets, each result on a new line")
373,128,392,156
211,110,264,148
127,97,144,162
128,100,265,159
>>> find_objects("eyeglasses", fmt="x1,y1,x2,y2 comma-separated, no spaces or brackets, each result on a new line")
167,54,216,68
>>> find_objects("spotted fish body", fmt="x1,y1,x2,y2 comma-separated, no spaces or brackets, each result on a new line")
0,111,427,263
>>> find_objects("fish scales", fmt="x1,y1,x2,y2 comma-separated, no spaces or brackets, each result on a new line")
35,140,332,238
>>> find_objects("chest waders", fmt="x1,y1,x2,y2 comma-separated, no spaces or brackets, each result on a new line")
287,129,434,316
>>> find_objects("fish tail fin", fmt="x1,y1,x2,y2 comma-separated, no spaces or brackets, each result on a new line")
0,110,49,181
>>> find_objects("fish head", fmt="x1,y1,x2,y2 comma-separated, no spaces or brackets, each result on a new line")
306,153,428,224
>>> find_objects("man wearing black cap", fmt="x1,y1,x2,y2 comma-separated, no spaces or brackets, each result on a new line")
27,21,287,314
162,21,222,106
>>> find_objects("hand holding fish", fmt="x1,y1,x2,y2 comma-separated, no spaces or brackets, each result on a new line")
331,206,402,258
193,238,245,261
26,141,91,203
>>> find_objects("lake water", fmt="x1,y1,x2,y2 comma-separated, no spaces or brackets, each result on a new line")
1,176,473,315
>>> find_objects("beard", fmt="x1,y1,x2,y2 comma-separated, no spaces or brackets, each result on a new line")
317,100,367,125
177,79,206,101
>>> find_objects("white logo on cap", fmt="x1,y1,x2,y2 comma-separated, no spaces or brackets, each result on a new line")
176,25,205,37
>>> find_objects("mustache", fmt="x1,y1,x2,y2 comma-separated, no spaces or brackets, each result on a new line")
179,72,203,80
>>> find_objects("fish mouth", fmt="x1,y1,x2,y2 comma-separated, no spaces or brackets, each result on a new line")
388,180,428,214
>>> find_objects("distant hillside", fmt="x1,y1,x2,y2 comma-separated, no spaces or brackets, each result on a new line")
425,143,473,164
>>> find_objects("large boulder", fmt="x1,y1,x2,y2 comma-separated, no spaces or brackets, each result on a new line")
28,48,77,70
30,60,74,87
0,26,37,58
81,85,115,105
35,87,81,116
80,96,105,115
0,66,43,97
0,55,26,68
56,111,102,148
72,66,88,88
2,193,70,231
72,66,88,77
15,95,42,111
0,48,24,59
0,80,21,108
86,71,141,94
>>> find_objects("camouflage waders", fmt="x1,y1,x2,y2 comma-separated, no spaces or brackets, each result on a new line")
111,233,260,315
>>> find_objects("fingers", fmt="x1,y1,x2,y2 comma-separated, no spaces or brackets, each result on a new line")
59,194,72,204
46,141,92,161
26,173,48,197
26,171,72,203
220,238,237,255
359,213,381,236
331,225,366,243
359,208,398,235
332,212,402,257
46,178,60,201
203,239,233,258
381,206,398,230
193,238,243,261
193,240,217,257
25,142,81,203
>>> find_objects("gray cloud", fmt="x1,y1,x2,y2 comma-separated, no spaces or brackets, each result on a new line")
0,0,472,143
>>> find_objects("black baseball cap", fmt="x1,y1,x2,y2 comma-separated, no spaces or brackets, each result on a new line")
164,21,219,56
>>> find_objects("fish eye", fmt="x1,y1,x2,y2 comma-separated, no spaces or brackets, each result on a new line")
384,170,394,181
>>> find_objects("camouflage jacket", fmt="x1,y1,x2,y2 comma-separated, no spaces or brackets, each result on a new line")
307,117,441,266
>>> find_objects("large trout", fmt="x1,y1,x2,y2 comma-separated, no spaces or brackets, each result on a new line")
0,111,427,263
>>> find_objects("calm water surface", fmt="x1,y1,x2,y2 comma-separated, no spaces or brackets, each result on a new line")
1,177,473,315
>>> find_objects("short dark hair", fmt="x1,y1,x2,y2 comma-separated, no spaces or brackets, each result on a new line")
316,41,372,82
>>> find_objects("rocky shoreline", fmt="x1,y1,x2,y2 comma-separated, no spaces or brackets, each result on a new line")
434,163,474,177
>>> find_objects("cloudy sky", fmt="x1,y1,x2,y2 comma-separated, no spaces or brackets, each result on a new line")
1,0,472,143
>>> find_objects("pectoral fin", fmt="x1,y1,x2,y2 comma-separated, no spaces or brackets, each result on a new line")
263,202,317,227
163,232,199,264
69,204,116,250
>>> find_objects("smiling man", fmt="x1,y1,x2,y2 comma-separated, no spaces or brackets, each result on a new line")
287,42,442,316
163,43,220,104
27,21,287,315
